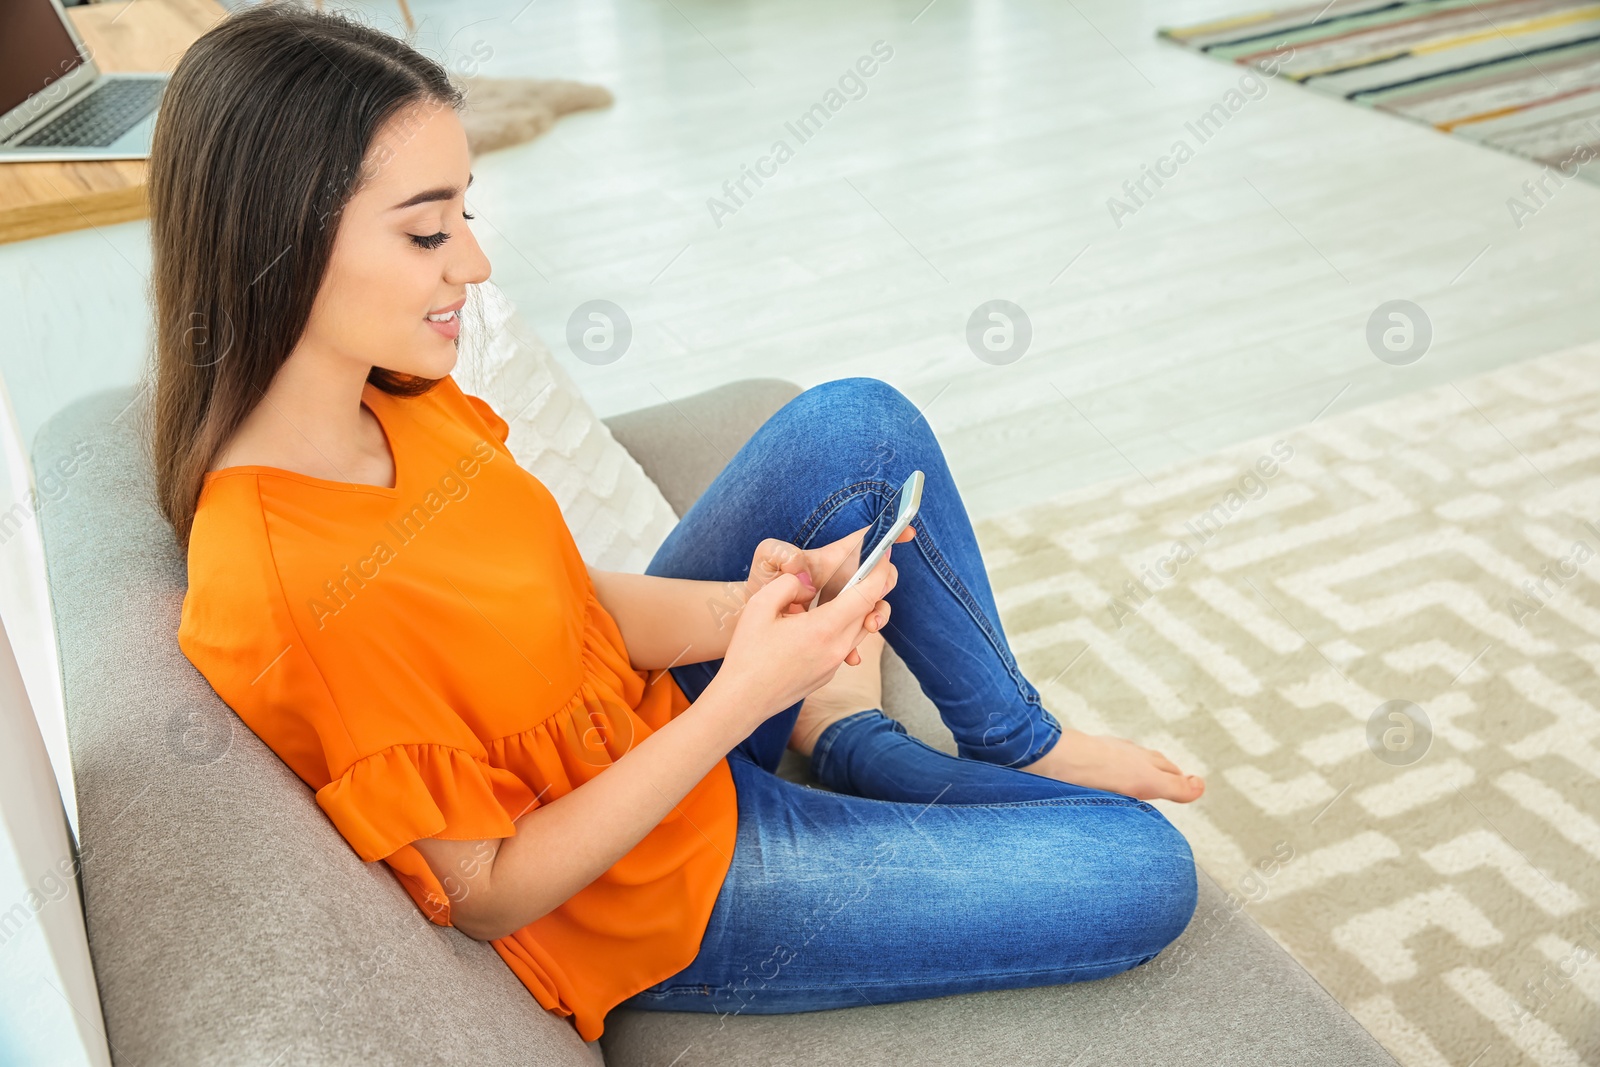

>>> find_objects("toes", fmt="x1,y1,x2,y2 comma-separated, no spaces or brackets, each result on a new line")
1142,748,1199,792
1149,772,1205,803
1147,750,1180,775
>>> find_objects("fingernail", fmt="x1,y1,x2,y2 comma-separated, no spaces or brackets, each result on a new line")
798,571,815,589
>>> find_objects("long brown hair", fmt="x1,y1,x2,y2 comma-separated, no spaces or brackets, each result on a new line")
145,0,471,550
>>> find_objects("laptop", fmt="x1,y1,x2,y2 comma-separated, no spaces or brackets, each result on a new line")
0,0,169,162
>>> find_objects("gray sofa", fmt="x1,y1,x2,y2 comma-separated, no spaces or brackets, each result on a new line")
34,378,1399,1066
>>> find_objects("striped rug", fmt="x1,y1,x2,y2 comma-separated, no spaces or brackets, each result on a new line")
1160,0,1600,186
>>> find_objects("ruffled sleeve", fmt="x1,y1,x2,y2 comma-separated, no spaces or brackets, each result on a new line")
315,743,540,927
299,683,545,928
315,742,538,864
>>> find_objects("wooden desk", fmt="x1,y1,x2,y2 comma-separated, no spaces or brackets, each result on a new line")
0,0,227,246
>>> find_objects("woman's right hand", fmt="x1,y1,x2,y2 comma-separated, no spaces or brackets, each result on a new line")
713,550,899,730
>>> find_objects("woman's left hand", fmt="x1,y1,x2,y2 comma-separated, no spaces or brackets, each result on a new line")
744,525,916,662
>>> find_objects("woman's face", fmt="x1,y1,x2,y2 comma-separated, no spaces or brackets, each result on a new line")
305,100,492,380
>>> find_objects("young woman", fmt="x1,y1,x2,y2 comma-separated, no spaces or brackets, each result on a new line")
153,2,1204,1044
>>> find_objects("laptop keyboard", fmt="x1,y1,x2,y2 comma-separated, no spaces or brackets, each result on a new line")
15,78,164,148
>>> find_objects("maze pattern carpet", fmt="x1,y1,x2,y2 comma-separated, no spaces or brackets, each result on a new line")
974,342,1600,1067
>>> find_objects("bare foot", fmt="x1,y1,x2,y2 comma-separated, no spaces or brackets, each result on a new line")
1022,729,1206,803
788,629,885,759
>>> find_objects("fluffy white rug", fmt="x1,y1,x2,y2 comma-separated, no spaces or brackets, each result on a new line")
447,73,612,158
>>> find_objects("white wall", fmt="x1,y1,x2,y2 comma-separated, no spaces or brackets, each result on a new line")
0,611,109,1066
0,368,76,840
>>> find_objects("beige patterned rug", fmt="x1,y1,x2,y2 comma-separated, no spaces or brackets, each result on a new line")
973,342,1600,1067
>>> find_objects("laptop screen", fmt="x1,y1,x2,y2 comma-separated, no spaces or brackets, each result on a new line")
0,0,86,121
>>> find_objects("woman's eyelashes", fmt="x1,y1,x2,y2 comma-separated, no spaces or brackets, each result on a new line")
409,210,476,250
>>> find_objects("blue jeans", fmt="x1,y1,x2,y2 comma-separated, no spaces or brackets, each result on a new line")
616,378,1197,1018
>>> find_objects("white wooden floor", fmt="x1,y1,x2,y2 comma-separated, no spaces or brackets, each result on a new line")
5,0,1598,516
395,0,1600,518
3,0,1598,832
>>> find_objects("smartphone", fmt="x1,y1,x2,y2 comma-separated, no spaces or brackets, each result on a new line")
809,470,923,608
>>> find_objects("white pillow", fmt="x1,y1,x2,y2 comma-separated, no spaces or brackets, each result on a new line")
452,281,679,574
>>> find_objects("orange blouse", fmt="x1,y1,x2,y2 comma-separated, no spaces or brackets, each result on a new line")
177,374,738,1041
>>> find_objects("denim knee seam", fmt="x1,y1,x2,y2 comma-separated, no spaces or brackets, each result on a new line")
792,477,895,548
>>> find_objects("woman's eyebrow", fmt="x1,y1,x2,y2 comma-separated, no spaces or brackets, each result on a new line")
389,172,474,211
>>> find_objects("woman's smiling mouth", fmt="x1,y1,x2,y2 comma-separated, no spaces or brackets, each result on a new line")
425,296,465,339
